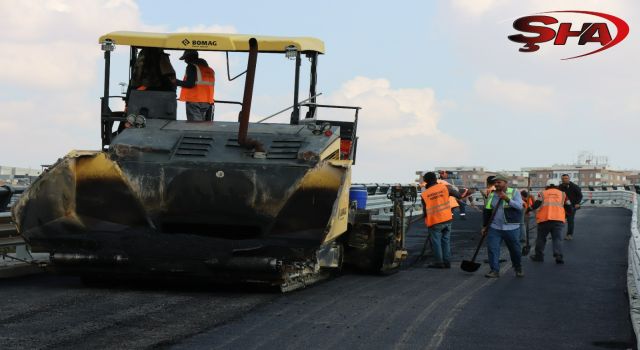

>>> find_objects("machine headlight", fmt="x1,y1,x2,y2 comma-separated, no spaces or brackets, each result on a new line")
134,115,146,128
126,114,136,125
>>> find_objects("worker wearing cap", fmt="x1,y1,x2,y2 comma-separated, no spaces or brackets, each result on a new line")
421,172,461,268
482,174,524,278
176,50,215,121
529,178,569,264
482,175,496,201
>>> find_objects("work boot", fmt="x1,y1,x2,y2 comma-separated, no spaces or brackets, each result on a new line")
515,268,524,277
555,256,564,264
428,262,446,269
530,255,543,262
484,270,500,278
565,234,573,240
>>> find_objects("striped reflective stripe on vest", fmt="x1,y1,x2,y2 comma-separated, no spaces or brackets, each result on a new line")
427,202,450,215
421,183,453,227
536,189,566,223
485,187,514,209
195,65,215,86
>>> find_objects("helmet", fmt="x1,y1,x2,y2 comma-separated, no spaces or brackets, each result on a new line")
546,179,559,187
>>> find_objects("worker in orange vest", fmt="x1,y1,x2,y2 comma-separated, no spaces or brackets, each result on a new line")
176,50,215,121
421,172,460,269
529,179,569,264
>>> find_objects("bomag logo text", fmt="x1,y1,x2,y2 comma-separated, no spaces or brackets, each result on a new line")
191,40,217,46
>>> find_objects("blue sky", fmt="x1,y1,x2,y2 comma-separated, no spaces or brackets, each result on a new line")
0,0,638,182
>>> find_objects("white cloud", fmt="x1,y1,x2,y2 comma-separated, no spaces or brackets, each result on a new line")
0,0,145,91
450,0,629,18
326,77,467,183
0,0,239,168
474,75,555,112
174,24,237,34
450,0,508,17
627,95,640,113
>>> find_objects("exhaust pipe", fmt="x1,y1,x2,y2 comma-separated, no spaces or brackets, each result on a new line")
237,38,264,152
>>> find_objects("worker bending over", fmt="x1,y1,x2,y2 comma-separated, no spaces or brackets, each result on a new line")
421,172,461,269
530,179,570,264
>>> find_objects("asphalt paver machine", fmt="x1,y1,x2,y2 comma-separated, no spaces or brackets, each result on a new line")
13,32,408,291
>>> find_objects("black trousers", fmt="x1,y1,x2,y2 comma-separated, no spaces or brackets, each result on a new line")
566,210,576,236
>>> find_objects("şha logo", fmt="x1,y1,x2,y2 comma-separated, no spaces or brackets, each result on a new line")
508,11,629,60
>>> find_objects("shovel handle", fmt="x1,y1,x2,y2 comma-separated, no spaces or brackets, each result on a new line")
470,233,486,263
469,198,503,263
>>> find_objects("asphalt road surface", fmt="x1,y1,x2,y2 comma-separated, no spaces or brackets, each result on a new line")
0,208,635,349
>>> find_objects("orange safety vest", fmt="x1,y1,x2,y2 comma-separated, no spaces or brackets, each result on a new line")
523,196,534,210
179,64,215,103
536,188,566,223
449,196,460,209
421,183,452,227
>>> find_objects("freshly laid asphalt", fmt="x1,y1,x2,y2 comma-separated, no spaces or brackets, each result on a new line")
0,208,635,349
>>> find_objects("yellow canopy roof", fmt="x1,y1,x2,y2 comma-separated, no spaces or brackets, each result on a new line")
99,31,325,54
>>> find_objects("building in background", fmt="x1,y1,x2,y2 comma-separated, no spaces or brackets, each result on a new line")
416,153,637,189
525,153,630,188
415,166,493,189
524,165,631,188
0,165,42,186
627,172,640,185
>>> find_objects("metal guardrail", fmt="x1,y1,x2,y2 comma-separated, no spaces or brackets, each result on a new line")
0,212,18,239
355,184,422,223
0,202,30,264
0,185,25,212
625,191,640,348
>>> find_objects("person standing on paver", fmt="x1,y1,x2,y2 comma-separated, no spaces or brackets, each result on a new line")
559,174,583,241
176,50,215,121
421,172,460,269
482,174,524,278
530,179,569,264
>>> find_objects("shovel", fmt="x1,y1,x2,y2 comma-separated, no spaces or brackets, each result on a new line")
461,198,502,272
461,233,486,272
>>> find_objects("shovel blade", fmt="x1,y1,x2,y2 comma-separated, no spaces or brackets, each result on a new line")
522,245,530,256
460,260,481,272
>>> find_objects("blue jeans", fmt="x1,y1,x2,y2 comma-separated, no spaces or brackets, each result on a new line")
428,222,452,264
487,227,522,272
